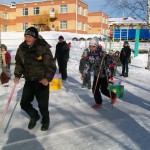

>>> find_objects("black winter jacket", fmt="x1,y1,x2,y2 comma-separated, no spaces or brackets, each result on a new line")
14,38,56,82
55,41,69,62
120,46,131,63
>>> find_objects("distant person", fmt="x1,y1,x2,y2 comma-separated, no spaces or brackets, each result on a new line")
120,41,131,77
55,36,70,80
113,51,121,76
68,42,71,49
1,44,11,79
79,51,91,89
14,27,56,131
1,44,11,69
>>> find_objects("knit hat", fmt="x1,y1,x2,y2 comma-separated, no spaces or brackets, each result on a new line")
89,37,99,46
0,44,7,50
24,27,39,38
93,36,99,45
58,35,64,40
124,41,129,45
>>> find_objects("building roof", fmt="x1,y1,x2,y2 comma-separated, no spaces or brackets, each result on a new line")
0,0,87,5
108,17,147,24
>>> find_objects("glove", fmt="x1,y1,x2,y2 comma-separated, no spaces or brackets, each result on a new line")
109,63,115,68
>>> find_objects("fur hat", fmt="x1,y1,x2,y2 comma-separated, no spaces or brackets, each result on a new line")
89,37,99,46
24,27,39,38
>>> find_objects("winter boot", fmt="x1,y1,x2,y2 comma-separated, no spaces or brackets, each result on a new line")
41,123,49,131
120,74,124,76
124,74,128,77
28,115,40,129
92,104,102,109
111,95,117,104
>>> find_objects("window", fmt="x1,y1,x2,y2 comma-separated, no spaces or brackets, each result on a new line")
77,6,80,14
34,7,40,15
102,17,105,23
102,29,105,34
60,5,67,13
52,24,55,28
3,13,8,19
22,8,28,16
83,9,86,16
50,8,55,13
3,25,8,31
60,21,67,30
80,7,83,16
82,23,86,31
22,23,28,31
77,22,81,30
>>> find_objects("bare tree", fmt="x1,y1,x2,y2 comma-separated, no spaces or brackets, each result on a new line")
105,0,148,23
105,0,150,70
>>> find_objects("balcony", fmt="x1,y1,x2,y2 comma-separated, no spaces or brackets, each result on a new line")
50,11,58,21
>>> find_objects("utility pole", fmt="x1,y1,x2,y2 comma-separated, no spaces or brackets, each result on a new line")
147,0,150,70
148,0,150,25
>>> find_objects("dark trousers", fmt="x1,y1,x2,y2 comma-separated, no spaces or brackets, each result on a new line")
121,61,129,75
92,76,116,104
20,81,50,124
83,74,91,88
57,59,68,80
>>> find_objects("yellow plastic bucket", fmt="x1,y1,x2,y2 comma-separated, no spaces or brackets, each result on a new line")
49,74,62,90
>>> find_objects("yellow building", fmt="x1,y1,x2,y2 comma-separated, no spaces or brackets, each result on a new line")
88,12,108,34
0,0,109,34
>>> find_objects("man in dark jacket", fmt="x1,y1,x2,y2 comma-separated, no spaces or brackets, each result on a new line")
14,27,56,131
55,36,69,80
120,41,131,77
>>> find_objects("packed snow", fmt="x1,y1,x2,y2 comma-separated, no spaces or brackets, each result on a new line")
0,31,150,150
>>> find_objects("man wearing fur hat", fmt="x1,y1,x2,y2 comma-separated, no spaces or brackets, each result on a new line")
14,27,56,131
88,37,117,108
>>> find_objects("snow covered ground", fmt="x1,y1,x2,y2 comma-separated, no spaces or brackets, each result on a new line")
0,32,150,150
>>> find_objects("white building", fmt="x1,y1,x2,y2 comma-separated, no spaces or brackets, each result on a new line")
108,17,148,29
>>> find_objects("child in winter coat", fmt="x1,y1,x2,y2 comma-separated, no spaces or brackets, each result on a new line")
87,37,117,108
107,51,115,81
113,51,121,76
79,51,91,89
1,44,11,79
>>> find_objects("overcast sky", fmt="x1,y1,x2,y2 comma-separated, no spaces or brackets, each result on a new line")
0,0,126,18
